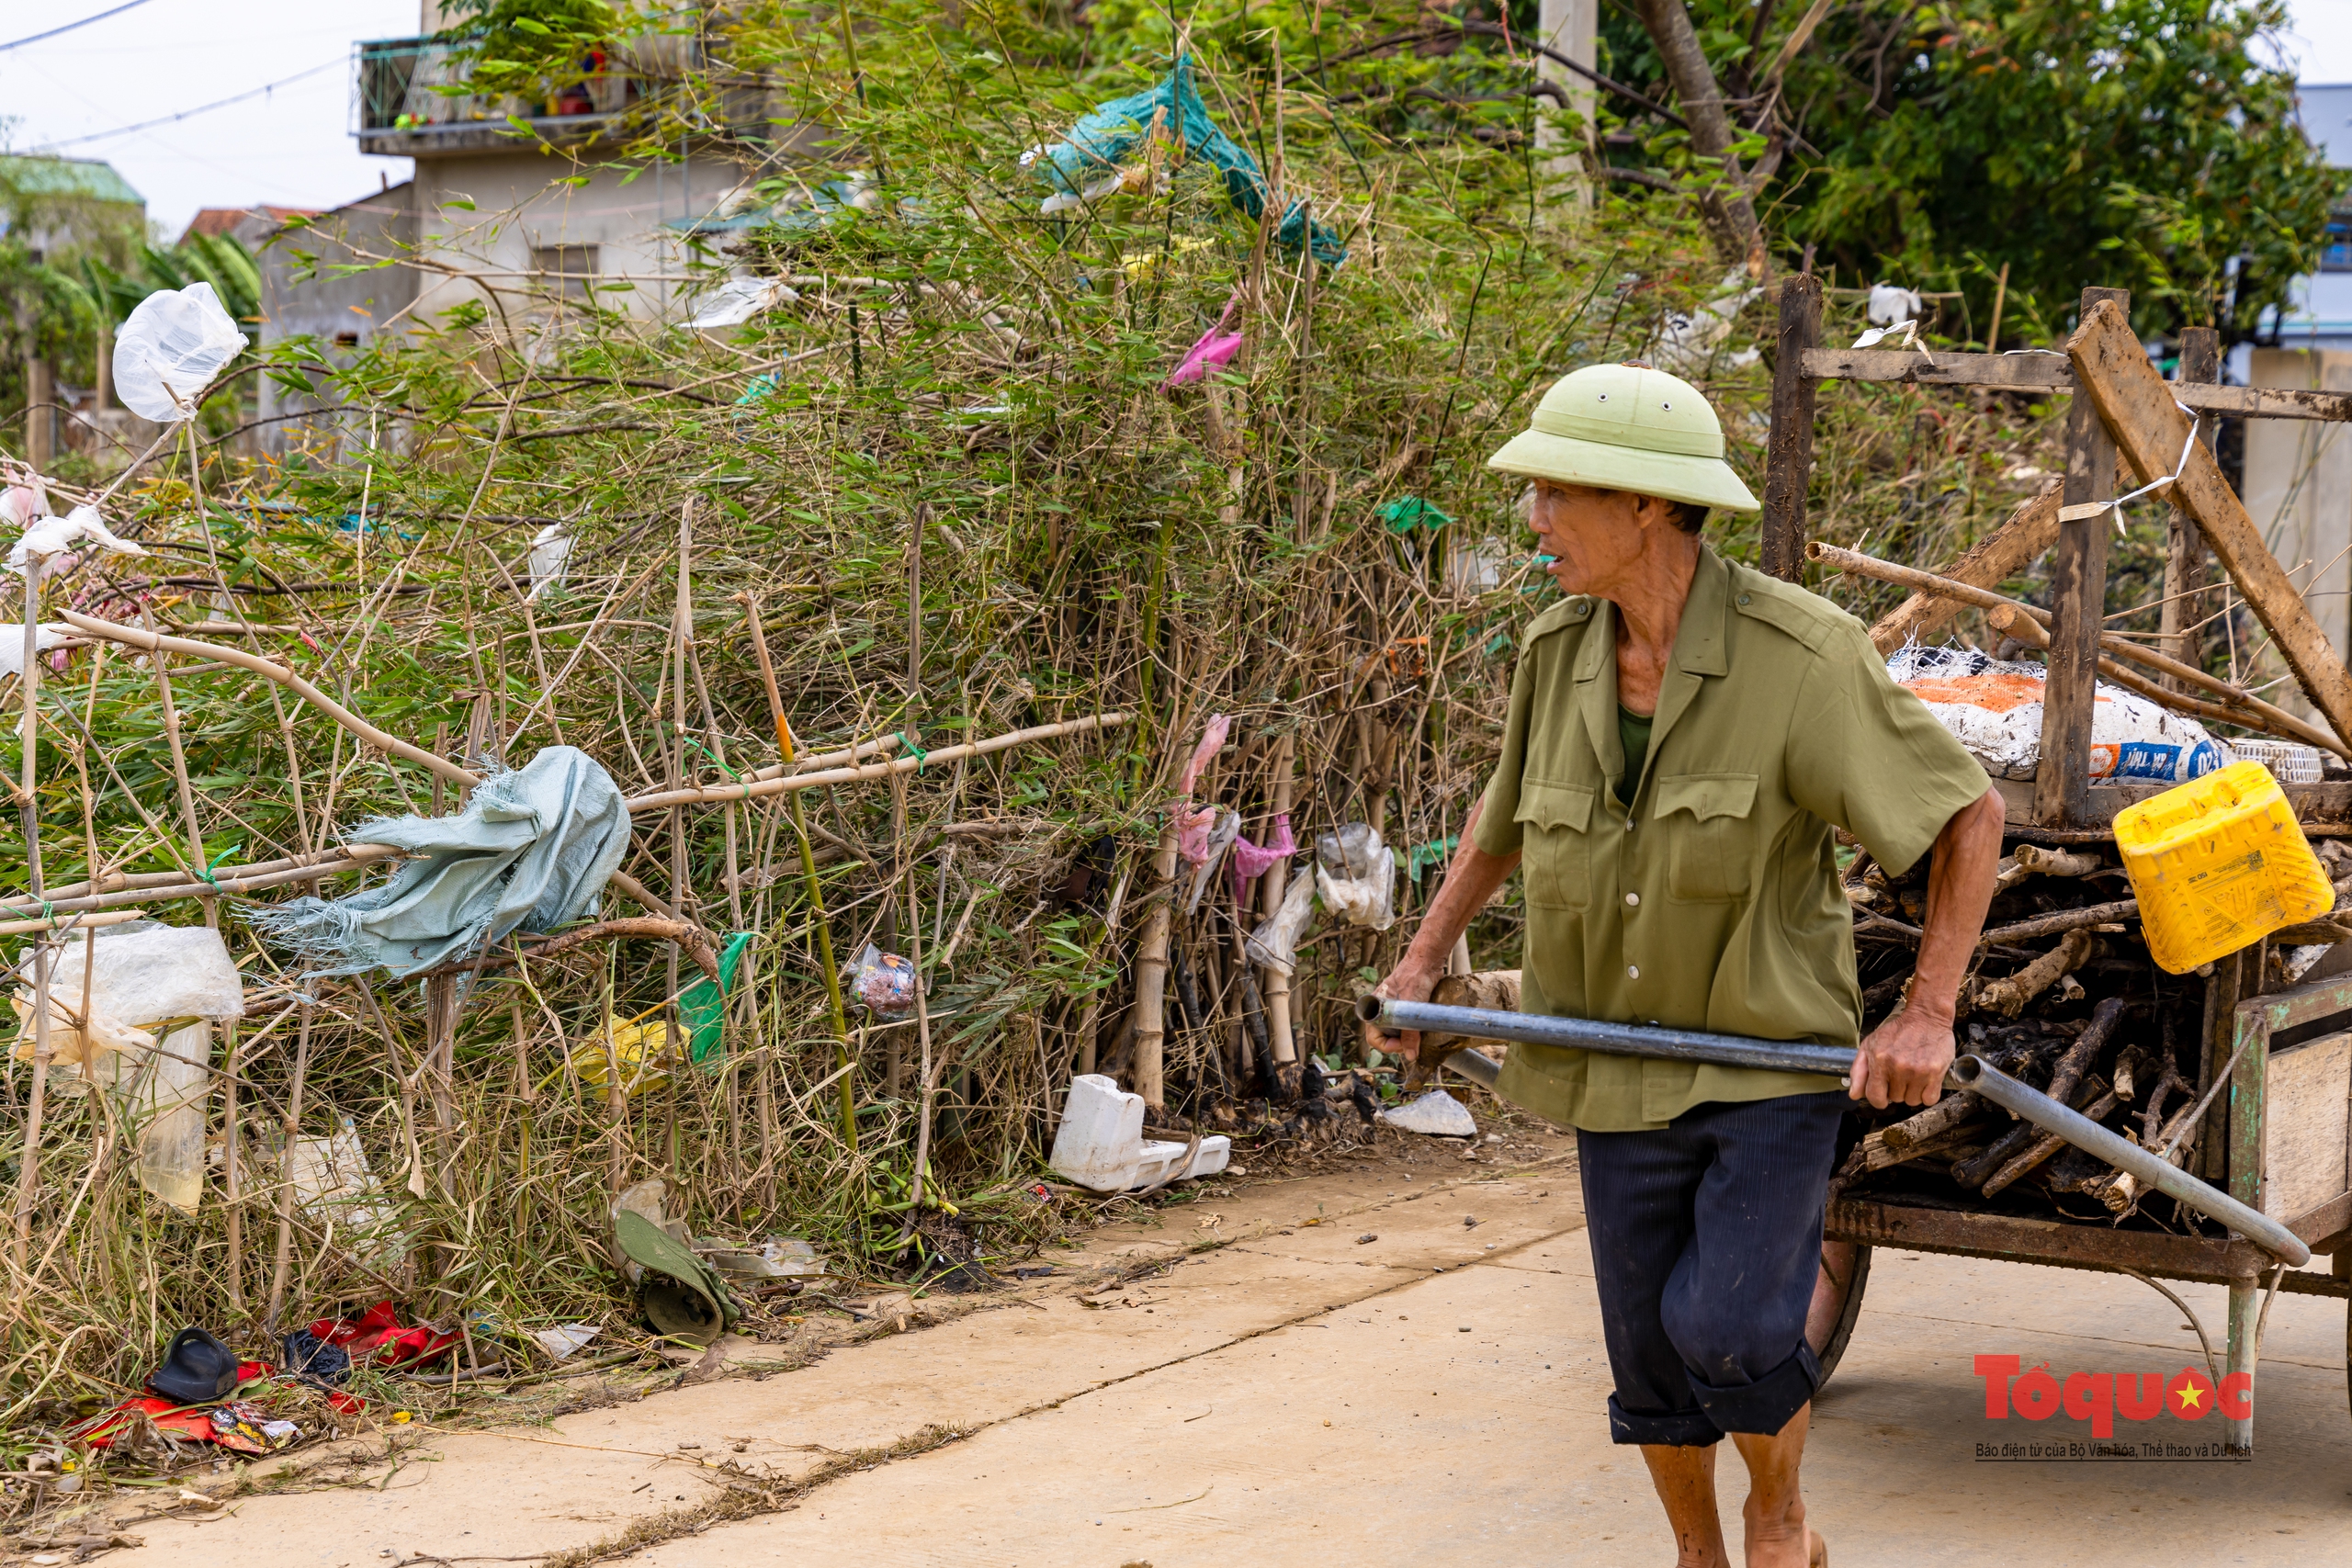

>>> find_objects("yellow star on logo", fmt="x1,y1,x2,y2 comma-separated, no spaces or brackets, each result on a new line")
2176,1382,2207,1412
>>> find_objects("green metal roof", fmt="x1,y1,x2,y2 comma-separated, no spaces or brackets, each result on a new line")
0,155,143,208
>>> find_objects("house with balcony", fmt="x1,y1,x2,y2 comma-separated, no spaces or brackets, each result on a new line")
256,4,766,453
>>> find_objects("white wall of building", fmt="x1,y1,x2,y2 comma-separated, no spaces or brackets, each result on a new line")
408,151,747,328
2243,348,2352,711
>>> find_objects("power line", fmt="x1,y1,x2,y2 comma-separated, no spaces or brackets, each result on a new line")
31,57,342,152
0,0,157,53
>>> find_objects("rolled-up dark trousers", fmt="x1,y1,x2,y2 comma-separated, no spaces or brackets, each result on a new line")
1576,1090,1846,1447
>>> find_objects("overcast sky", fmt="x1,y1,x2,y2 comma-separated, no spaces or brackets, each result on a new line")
0,0,2346,240
2269,1,2352,81
0,0,417,239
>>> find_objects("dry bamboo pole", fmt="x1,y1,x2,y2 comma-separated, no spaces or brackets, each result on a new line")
602,949,628,1193
666,505,693,1167
0,842,397,911
624,712,1131,811
904,860,942,1215
220,1019,243,1311
1807,541,2346,757
140,604,218,929
8,553,52,1270
266,998,311,1330
58,611,479,787
741,595,858,1149
1131,819,1183,1111
1260,732,1299,1066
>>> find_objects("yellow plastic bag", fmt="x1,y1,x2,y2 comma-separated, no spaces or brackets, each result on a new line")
570,1010,681,1098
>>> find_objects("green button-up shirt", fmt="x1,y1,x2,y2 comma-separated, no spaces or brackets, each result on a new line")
1470,545,1990,1132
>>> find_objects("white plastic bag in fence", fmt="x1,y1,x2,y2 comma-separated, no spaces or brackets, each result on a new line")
1867,281,1923,328
8,505,146,576
1245,866,1316,976
1887,645,2228,784
25,919,247,1028
13,921,247,1213
0,623,69,679
1316,823,1396,931
1182,806,1242,915
113,282,249,423
527,524,573,600
686,275,798,331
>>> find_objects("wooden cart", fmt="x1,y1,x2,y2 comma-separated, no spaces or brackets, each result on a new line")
1760,282,2352,1449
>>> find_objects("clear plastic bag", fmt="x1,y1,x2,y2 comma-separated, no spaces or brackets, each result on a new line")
1244,867,1316,976
527,525,573,601
113,282,250,423
1316,823,1396,931
104,1021,213,1214
19,922,247,1214
848,942,917,1018
1182,806,1241,914
686,276,797,331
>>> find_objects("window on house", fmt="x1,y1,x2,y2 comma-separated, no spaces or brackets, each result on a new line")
532,244,599,299
2324,208,2352,273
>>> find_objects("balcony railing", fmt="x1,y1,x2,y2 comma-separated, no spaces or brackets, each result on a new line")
353,37,652,145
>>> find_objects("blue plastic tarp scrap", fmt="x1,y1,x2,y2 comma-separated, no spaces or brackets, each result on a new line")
1032,54,1348,266
246,745,632,984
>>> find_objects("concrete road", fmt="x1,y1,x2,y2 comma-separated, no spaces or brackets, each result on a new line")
95,1141,2351,1567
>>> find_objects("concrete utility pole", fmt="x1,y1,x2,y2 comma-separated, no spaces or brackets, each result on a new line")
1536,0,1598,212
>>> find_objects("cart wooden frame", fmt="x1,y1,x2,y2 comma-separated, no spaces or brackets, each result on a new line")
1759,279,2352,1450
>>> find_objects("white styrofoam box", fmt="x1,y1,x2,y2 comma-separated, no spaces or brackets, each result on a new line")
1050,1074,1231,1191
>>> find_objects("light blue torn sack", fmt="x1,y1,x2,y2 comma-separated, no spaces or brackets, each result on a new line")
1023,53,1349,265
247,746,631,981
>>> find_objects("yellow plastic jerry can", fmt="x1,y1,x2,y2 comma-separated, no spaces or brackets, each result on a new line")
2112,760,2334,975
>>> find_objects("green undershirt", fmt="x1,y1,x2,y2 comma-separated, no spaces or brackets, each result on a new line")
1615,705,1654,806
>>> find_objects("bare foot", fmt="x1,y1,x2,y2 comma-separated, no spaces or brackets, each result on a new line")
1743,1503,1812,1568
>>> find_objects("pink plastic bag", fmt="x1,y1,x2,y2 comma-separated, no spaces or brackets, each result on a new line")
1163,288,1245,391
1177,713,1232,799
1164,328,1242,389
1230,812,1295,893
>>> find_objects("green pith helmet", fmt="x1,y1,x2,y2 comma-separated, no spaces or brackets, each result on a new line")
1487,362,1759,512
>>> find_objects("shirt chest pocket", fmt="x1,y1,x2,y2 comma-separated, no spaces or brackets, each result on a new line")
1514,777,1593,909
1656,773,1759,901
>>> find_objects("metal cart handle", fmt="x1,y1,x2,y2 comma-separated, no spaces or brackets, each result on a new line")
1359,995,2312,1268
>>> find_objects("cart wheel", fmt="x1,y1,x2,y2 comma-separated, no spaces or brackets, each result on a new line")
1809,1242,1872,1390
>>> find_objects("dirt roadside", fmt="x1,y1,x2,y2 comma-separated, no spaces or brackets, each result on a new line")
19,1103,2350,1568
14,1116,1577,1568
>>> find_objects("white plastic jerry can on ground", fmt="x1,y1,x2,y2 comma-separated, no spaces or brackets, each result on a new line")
1049,1074,1231,1192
